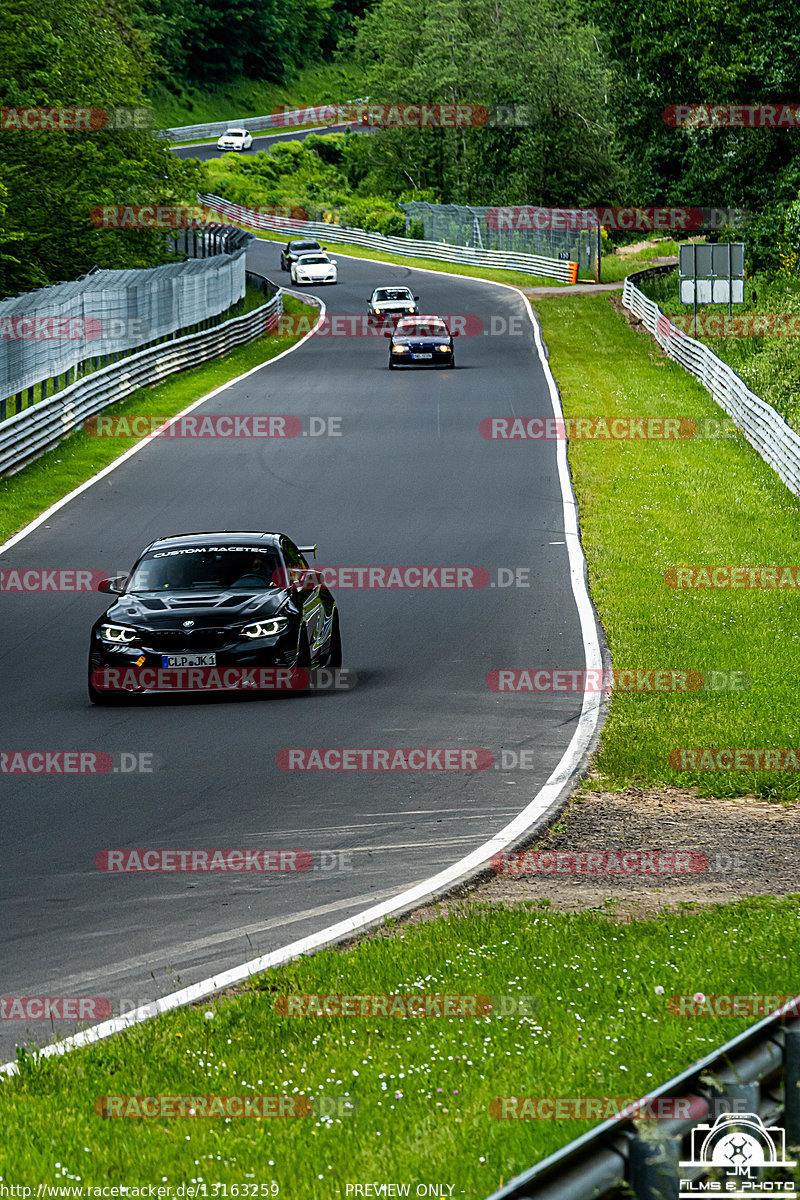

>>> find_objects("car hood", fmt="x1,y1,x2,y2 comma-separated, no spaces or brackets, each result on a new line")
374,301,415,309
296,263,335,274
101,590,289,628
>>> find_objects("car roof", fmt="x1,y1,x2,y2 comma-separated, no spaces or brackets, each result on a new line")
142,532,284,553
397,314,447,323
373,286,412,293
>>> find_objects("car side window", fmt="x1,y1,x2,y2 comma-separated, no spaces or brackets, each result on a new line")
282,542,308,570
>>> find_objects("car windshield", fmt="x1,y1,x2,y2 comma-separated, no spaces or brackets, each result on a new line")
292,242,320,252
225,130,247,137
127,548,281,592
396,319,448,335
298,257,328,265
375,289,413,301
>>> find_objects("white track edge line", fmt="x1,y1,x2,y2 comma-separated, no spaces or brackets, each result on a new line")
0,267,602,1076
0,295,326,558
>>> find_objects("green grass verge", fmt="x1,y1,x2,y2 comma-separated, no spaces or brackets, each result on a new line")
0,295,317,546
599,239,681,283
638,269,800,434
0,896,797,1191
148,63,368,132
253,228,569,288
533,291,800,799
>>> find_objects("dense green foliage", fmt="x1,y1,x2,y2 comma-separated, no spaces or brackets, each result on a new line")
350,0,621,206
204,133,412,234
139,0,371,87
0,0,201,294
583,0,800,267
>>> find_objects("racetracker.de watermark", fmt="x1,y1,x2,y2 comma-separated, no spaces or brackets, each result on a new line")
669,747,800,771
90,667,353,694
662,314,800,338
486,206,747,231
95,1094,314,1118
95,849,352,872
83,414,342,438
668,993,800,1017
274,993,537,1017
490,851,710,875
1,751,154,774
272,566,530,589
90,203,308,229
664,104,800,127
665,565,800,588
490,1096,708,1121
479,417,742,440
486,668,751,692
271,102,536,127
0,106,151,131
1,568,111,591
278,748,494,770
1,996,112,1020
0,316,152,341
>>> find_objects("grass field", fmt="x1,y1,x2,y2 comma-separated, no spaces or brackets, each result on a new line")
0,295,318,547
534,291,800,799
0,897,796,1193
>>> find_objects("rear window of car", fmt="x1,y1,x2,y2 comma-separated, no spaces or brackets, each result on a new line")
396,319,448,335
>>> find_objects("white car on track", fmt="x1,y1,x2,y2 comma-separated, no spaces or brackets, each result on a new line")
290,252,338,286
216,128,253,151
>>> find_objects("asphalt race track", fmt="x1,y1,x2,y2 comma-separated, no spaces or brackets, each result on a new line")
171,123,358,161
0,239,595,1060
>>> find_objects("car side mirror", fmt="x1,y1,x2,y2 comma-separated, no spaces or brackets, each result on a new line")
330,260,338,265
414,296,419,301
98,575,126,594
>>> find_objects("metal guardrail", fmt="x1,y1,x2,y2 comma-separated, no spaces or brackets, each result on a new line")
0,283,281,476
623,265,800,498
1,227,255,413
199,194,577,282
160,99,369,143
485,1000,800,1199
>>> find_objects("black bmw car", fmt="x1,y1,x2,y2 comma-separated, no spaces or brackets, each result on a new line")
88,532,341,703
386,316,458,368
280,239,325,271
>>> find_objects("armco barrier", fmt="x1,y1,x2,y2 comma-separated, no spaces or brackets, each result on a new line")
0,286,282,477
484,999,800,1199
622,265,800,498
198,193,578,283
1,228,254,408
160,100,368,143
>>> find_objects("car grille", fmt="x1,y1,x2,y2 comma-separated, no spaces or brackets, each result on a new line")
139,628,231,651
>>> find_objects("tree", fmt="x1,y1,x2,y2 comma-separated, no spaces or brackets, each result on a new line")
0,0,201,294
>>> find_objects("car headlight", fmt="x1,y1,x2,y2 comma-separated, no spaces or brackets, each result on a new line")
437,343,451,352
241,618,289,639
392,344,410,353
100,624,139,644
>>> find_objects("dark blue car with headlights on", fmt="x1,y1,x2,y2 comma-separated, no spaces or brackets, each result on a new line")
88,531,341,703
386,316,457,368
